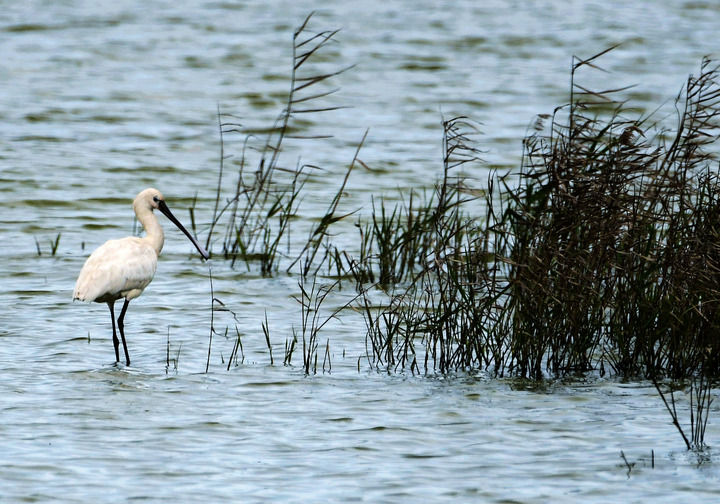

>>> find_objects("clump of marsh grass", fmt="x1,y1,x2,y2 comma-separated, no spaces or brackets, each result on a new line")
200,14,720,398
353,50,720,382
350,115,498,375
206,266,244,372
343,117,483,290
294,270,354,375
284,331,298,367
498,54,720,380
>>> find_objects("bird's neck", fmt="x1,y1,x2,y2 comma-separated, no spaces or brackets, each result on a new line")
138,210,164,255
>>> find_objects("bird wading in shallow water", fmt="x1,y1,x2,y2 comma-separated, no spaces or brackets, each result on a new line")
73,188,209,366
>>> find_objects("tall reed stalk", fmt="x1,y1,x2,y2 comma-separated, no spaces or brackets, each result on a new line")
203,12,354,276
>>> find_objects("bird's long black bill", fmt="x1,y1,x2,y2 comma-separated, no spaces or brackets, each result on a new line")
158,200,210,260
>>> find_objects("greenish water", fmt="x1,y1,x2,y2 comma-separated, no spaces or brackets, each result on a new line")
2,1,720,502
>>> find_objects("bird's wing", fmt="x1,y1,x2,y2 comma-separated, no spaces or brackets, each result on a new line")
73,237,158,302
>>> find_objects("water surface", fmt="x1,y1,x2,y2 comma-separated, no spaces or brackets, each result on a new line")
2,1,720,502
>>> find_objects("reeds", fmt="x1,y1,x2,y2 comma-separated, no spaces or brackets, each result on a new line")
352,52,720,381
192,18,719,450
202,12,355,277
294,270,354,375
347,115,495,374
497,54,720,379
654,374,714,450
165,327,181,374
199,14,720,386
35,232,61,256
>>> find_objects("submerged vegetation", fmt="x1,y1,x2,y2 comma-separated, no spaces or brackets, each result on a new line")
34,232,61,256
198,13,720,411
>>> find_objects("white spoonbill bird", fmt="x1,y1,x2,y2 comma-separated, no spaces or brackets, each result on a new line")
73,188,209,366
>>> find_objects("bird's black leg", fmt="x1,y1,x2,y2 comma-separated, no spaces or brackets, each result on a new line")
107,301,120,363
117,298,131,366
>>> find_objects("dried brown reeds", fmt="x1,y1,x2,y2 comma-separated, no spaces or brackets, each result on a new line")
197,17,719,450
201,15,720,388
352,52,720,382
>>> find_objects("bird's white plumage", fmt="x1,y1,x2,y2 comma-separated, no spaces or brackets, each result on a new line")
73,188,166,305
73,236,158,303
73,187,208,365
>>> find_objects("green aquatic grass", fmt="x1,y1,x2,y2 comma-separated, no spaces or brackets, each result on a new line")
187,18,717,451
352,52,720,382
197,17,720,387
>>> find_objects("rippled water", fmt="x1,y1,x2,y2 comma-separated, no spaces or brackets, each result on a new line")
3,1,720,502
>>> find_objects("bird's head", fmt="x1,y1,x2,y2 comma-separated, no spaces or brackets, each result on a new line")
134,188,165,211
133,187,209,260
